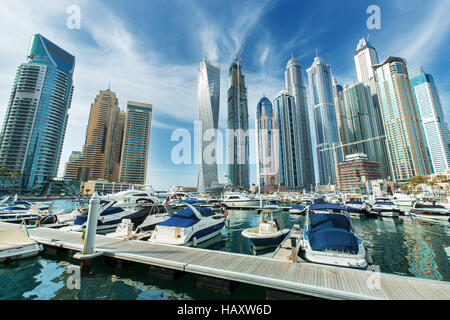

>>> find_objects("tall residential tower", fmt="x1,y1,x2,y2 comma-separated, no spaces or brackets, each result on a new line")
373,57,431,182
227,61,249,188
197,59,221,194
0,34,75,190
285,57,315,188
307,56,343,185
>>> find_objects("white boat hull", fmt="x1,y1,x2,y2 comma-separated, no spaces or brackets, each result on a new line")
0,243,43,263
223,200,260,208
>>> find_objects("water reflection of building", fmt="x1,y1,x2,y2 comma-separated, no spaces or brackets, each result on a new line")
405,231,442,281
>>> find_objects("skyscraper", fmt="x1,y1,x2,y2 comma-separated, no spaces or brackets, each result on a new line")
227,61,249,188
119,102,152,185
273,90,303,188
341,82,390,178
0,34,75,190
332,78,351,155
256,97,280,191
197,59,220,194
410,67,450,174
64,89,122,182
373,56,431,182
307,56,343,185
354,37,378,93
285,57,315,188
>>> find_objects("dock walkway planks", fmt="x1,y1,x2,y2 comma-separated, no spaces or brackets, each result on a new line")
1,222,449,300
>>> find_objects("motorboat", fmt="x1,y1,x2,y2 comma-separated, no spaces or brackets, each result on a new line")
393,193,416,213
59,200,155,233
261,202,282,212
370,197,400,218
148,203,227,246
0,227,43,263
300,203,368,269
0,200,54,224
343,194,369,217
222,192,260,208
105,189,161,208
241,210,289,250
409,198,450,222
289,205,307,215
299,196,312,206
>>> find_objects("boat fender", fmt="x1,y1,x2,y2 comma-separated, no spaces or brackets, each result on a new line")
81,229,86,244
192,236,197,247
224,210,228,218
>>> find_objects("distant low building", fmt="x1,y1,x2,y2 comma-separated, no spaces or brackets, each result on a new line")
81,180,145,196
337,153,382,193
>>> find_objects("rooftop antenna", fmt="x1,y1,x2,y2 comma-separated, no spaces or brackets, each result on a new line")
291,51,294,59
315,49,319,57
108,81,111,91
367,33,370,42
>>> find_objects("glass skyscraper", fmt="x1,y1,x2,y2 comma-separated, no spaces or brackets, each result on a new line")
285,57,315,188
341,82,391,178
256,97,280,190
227,62,249,189
197,59,221,195
410,67,450,174
307,56,343,185
0,34,75,190
373,57,431,182
273,91,303,188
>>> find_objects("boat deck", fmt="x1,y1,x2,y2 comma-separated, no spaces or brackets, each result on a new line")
1,222,449,300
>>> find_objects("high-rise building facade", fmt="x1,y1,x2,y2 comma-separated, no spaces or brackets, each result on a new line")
354,37,379,93
373,56,431,182
119,102,152,185
256,97,280,190
307,56,343,185
341,82,391,178
410,67,450,174
332,78,351,155
197,59,221,194
64,89,121,182
227,62,249,188
0,34,75,190
285,57,315,188
273,91,303,188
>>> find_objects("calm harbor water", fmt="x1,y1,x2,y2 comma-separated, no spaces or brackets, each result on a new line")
0,199,449,300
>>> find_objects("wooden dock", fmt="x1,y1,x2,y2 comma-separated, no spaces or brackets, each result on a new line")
1,221,449,300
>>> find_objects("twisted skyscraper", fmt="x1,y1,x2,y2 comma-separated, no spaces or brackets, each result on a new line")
197,59,221,194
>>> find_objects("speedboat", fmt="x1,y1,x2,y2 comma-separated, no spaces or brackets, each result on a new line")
241,210,289,250
222,192,260,208
148,204,227,246
0,227,43,263
409,198,450,222
299,196,312,206
289,205,306,215
343,194,369,217
299,203,368,269
59,200,154,233
0,200,54,224
370,197,400,218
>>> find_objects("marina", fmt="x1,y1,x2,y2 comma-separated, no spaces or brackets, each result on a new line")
0,194,449,300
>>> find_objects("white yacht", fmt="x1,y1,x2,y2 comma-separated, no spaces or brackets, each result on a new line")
393,193,416,213
222,192,260,208
343,194,369,217
409,198,450,222
148,204,227,246
370,197,401,218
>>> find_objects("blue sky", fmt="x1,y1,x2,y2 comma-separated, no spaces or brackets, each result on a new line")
0,0,449,191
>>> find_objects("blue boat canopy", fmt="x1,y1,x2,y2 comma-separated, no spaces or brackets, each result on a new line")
374,201,394,206
309,203,346,211
158,206,215,228
291,205,305,210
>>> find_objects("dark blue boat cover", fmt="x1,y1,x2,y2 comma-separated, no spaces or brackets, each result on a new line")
374,201,394,206
345,201,363,205
182,199,207,205
309,213,351,232
309,227,359,254
158,207,215,228
309,203,346,212
291,205,305,210
313,198,325,204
